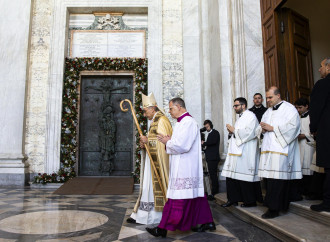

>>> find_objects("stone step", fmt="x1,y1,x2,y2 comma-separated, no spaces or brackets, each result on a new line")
290,199,330,227
215,193,330,242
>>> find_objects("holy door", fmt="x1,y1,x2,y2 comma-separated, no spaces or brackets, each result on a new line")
79,76,133,176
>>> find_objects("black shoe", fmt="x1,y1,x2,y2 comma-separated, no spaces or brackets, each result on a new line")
290,196,303,202
310,203,330,212
240,202,257,207
221,201,238,207
146,226,167,238
305,195,323,201
207,195,215,201
261,209,279,219
126,217,136,224
192,222,216,232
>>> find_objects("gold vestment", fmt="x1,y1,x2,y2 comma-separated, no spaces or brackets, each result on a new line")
134,111,172,212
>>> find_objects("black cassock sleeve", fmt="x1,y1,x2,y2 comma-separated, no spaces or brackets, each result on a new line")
309,79,328,133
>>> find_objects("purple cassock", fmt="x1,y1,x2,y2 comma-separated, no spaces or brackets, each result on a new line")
158,112,214,231
158,195,214,231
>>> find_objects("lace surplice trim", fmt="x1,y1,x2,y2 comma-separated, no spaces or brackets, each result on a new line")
139,201,155,212
170,177,203,190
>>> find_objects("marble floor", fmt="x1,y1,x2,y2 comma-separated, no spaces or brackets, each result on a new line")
0,188,279,242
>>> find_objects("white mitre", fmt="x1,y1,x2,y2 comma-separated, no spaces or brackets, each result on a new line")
142,92,158,108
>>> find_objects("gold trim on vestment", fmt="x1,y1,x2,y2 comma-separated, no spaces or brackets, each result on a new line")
228,153,242,156
261,151,288,156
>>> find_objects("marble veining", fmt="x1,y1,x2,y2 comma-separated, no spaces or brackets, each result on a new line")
0,188,279,241
0,210,108,234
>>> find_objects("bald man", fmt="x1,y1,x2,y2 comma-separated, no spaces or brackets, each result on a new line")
257,87,302,218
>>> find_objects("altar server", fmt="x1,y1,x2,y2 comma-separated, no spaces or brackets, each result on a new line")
146,97,215,238
221,97,262,208
258,86,302,219
128,93,172,225
295,98,314,195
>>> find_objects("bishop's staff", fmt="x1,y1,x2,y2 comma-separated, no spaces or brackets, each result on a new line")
120,99,166,199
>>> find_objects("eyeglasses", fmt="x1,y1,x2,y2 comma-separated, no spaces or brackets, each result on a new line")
233,104,242,108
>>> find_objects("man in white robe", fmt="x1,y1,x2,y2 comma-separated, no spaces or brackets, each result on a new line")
221,97,262,208
128,93,172,225
295,98,315,196
145,97,214,238
258,86,302,219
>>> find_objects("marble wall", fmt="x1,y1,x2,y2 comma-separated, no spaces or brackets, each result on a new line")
215,0,265,156
0,0,33,185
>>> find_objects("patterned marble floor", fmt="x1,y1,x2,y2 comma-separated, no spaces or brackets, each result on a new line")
0,188,279,241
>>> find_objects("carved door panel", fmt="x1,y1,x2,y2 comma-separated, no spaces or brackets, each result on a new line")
260,0,287,91
277,8,313,102
79,76,133,176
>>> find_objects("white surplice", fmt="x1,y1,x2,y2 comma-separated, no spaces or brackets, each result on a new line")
130,150,162,224
221,110,260,182
130,113,162,224
166,115,204,199
298,113,315,175
257,101,302,180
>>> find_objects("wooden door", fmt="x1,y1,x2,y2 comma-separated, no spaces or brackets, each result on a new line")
260,0,287,92
260,1,314,103
277,8,313,102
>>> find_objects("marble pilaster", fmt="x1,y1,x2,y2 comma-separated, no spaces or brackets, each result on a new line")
25,0,53,174
162,0,184,114
182,0,204,124
203,0,224,156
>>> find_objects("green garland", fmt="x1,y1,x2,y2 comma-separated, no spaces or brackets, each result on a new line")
34,57,148,184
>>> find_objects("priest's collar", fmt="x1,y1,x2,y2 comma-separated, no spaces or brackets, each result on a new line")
273,101,284,110
254,105,262,109
238,110,247,117
301,111,309,118
177,112,192,122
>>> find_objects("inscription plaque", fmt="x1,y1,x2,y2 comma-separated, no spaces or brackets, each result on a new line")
71,30,145,58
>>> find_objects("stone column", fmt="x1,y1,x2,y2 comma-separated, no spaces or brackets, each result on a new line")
0,0,33,186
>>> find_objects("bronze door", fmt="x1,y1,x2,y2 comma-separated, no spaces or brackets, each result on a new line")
79,76,133,176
